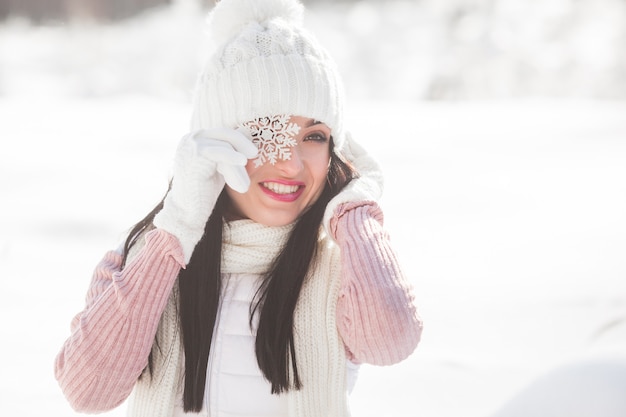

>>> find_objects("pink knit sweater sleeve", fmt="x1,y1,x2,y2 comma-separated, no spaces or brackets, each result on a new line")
331,202,423,366
54,229,185,413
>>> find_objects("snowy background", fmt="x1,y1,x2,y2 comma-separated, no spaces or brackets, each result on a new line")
1,0,626,416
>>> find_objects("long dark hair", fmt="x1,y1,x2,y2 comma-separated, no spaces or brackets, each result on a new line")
122,139,355,412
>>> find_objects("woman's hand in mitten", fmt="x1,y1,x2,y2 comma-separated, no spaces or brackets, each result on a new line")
153,128,257,263
323,132,384,241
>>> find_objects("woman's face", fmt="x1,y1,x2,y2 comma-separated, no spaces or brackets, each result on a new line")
225,115,331,226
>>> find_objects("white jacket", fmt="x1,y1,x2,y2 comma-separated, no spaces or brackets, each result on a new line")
173,269,288,417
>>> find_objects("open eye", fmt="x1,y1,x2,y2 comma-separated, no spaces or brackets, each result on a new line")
303,132,329,143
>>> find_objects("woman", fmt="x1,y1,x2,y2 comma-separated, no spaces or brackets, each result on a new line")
54,0,422,416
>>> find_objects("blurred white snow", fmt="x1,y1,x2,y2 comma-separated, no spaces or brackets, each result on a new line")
1,0,625,101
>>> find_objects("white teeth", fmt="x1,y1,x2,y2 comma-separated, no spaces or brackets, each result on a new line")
263,182,299,194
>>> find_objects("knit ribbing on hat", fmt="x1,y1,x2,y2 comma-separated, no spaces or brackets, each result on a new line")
190,0,346,149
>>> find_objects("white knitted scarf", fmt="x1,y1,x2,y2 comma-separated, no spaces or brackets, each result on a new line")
127,220,349,417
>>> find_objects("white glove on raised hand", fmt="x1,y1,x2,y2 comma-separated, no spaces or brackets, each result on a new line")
153,128,258,263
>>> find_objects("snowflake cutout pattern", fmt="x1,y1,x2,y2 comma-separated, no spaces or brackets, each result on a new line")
239,115,301,167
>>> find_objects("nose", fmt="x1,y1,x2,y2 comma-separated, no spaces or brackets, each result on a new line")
275,146,304,176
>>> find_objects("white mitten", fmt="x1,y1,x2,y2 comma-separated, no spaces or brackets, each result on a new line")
323,132,384,240
153,128,258,263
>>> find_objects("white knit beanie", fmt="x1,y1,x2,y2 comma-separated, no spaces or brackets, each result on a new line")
190,0,347,149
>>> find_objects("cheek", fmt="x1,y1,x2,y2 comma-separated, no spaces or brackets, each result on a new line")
315,160,330,182
309,153,331,188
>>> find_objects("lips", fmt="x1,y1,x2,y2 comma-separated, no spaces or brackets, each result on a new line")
260,180,305,202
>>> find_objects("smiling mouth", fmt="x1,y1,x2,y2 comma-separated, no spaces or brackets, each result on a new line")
260,181,305,202
261,182,302,195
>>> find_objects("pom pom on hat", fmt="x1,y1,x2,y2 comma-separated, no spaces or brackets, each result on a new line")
207,0,304,45
190,0,347,149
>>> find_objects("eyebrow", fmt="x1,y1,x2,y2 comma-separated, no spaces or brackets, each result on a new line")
306,120,324,127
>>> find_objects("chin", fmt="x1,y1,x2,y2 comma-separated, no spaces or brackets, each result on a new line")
225,186,320,227
252,212,299,227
